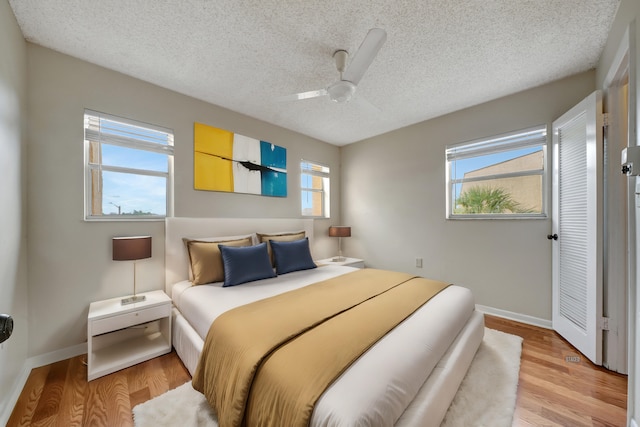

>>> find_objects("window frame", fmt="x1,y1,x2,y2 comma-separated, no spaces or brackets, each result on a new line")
300,159,331,218
445,125,548,220
83,109,175,221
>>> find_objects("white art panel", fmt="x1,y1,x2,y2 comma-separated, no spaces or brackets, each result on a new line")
232,133,261,194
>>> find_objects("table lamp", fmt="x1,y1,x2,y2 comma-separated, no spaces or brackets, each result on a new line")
113,236,152,305
328,226,351,262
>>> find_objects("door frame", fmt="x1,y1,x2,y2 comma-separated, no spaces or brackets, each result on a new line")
602,20,637,427
602,25,631,375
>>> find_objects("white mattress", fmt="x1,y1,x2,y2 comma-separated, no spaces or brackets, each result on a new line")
172,265,479,426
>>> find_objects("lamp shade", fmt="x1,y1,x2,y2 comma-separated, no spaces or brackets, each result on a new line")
328,226,351,238
113,236,152,261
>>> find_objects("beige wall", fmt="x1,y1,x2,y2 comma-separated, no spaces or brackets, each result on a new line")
0,0,28,420
341,71,595,321
25,44,341,357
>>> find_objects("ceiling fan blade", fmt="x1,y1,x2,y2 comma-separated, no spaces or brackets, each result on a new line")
342,28,387,85
277,88,327,102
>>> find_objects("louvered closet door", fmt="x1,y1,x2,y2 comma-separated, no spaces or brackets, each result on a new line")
551,91,603,365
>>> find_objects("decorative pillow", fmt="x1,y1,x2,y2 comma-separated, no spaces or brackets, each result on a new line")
270,238,317,275
219,242,276,287
257,231,306,266
184,237,253,285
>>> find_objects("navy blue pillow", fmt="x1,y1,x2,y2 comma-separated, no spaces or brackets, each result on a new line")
219,242,276,287
270,238,317,275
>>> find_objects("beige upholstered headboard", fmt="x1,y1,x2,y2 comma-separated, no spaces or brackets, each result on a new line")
165,217,314,295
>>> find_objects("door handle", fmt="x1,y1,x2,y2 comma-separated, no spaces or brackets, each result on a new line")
547,234,558,240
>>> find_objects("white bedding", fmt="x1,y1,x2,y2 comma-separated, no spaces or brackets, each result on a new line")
172,265,360,338
173,265,478,426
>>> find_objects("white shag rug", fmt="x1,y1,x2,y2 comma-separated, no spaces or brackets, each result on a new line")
440,328,522,426
133,328,522,427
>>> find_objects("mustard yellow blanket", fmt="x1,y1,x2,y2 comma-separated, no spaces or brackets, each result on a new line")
192,268,449,427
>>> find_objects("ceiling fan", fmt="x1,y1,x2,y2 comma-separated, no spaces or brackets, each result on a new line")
280,28,387,103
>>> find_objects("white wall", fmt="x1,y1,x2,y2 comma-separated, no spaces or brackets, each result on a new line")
341,71,595,321
0,0,28,419
596,1,640,425
25,44,341,357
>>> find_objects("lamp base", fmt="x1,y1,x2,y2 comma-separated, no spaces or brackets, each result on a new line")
332,256,346,262
121,295,146,306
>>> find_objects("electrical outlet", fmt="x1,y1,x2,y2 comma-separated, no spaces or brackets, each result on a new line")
415,258,423,268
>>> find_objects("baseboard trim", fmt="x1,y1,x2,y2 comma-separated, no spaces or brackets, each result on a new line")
0,342,87,426
26,342,87,370
0,363,32,427
476,304,552,329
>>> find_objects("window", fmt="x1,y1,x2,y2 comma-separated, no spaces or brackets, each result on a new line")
301,160,330,218
84,110,174,220
446,125,547,219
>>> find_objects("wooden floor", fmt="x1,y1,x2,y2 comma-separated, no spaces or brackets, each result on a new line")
485,316,627,427
7,315,628,426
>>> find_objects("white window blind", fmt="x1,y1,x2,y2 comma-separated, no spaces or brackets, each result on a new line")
446,127,548,161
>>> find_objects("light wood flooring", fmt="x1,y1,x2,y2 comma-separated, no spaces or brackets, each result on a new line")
485,316,627,426
7,315,628,426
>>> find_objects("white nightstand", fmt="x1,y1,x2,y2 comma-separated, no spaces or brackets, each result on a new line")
87,290,172,381
316,257,365,269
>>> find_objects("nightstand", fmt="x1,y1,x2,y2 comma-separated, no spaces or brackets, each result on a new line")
87,290,171,381
316,257,365,269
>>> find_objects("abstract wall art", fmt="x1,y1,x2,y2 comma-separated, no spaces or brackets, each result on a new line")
193,122,287,197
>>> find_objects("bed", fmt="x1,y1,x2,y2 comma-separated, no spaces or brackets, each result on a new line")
165,217,484,426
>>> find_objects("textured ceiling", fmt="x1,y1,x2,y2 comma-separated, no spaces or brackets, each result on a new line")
9,0,620,146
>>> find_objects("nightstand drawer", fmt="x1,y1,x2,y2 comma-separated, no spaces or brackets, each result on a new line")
91,304,170,336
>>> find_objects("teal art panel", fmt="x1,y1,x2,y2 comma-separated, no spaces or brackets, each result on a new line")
260,141,287,197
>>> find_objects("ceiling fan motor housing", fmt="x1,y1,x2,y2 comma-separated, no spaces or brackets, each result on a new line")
327,80,356,102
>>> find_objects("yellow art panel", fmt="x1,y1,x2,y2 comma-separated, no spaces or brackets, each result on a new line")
194,123,234,191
